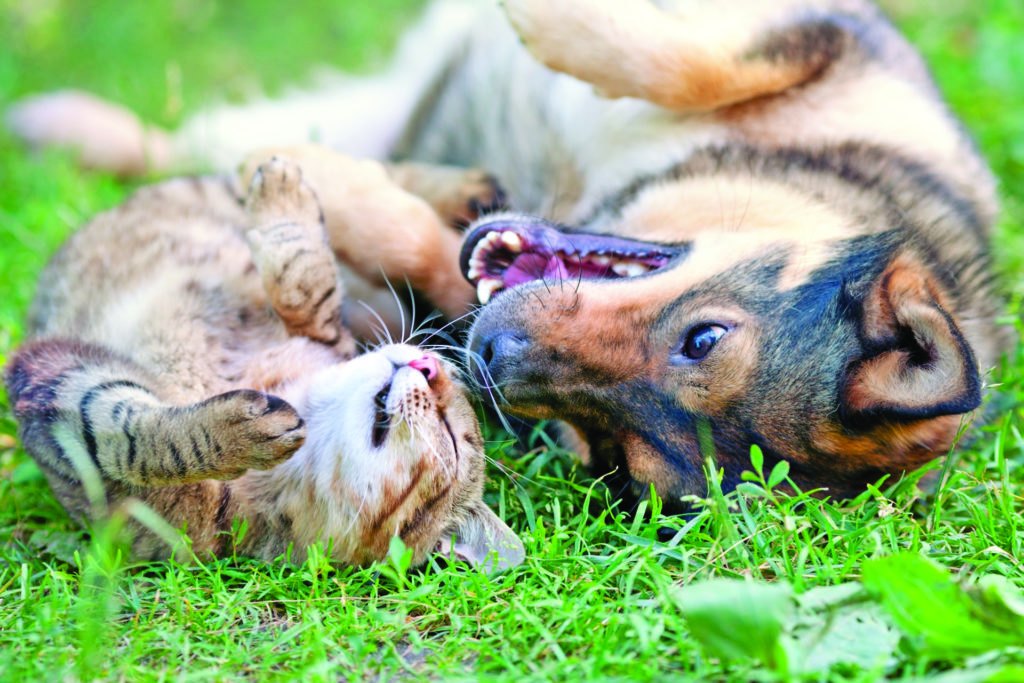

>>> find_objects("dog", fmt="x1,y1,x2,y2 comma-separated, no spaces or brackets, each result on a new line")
8,0,1012,510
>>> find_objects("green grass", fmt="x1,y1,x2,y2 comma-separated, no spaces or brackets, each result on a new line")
1,0,1023,680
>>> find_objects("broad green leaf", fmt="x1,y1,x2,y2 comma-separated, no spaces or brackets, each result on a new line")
387,536,413,578
750,444,764,478
795,582,866,611
969,574,1024,634
673,579,793,672
862,554,1022,658
798,606,898,673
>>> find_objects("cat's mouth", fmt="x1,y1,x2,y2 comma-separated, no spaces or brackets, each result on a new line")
460,218,684,304
368,357,456,452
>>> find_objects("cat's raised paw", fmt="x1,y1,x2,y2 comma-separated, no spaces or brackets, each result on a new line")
246,156,323,231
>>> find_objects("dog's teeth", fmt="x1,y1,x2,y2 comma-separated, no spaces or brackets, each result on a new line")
611,261,650,277
590,254,611,266
471,243,489,263
485,231,501,245
468,264,483,280
477,278,503,304
501,231,522,251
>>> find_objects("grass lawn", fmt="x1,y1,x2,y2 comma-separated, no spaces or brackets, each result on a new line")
1,0,1023,680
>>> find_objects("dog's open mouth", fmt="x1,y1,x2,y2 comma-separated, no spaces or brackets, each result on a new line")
460,219,684,304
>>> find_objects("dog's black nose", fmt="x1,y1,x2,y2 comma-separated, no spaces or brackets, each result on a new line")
472,330,529,387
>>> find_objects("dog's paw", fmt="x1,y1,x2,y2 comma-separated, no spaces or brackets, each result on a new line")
500,0,545,48
6,90,167,176
451,171,508,227
202,390,306,478
501,0,586,71
246,156,323,231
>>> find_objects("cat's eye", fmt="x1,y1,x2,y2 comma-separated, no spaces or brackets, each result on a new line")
677,324,728,361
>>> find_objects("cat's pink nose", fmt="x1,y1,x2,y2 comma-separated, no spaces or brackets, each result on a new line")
408,355,439,382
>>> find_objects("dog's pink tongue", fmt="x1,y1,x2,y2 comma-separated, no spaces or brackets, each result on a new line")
504,253,566,287
543,256,569,281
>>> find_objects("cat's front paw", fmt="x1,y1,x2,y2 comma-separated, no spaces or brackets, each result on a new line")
201,389,306,478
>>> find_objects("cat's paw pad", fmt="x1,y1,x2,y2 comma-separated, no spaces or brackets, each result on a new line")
246,156,323,230
206,389,306,477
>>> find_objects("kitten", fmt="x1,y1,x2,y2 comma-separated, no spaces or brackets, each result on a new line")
4,156,523,570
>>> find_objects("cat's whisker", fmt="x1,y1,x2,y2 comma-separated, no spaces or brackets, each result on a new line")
357,300,395,349
376,271,411,346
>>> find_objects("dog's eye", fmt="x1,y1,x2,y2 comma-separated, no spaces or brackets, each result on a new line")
680,324,727,360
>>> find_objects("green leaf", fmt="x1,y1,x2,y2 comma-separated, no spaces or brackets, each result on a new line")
767,460,790,489
862,554,1022,659
795,582,866,611
749,443,764,479
799,606,898,673
968,574,1024,634
387,536,413,579
673,579,794,672
26,529,81,565
734,482,768,497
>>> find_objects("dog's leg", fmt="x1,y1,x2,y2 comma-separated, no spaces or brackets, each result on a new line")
502,0,851,111
384,162,507,228
5,91,176,177
241,145,475,320
6,4,481,176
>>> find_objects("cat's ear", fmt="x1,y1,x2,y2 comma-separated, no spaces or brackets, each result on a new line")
437,501,524,572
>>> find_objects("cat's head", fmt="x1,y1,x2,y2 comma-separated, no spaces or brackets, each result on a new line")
295,344,523,570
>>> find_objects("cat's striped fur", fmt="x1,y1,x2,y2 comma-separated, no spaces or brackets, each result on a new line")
5,157,523,568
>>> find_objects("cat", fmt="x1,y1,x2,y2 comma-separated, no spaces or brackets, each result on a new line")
4,155,523,569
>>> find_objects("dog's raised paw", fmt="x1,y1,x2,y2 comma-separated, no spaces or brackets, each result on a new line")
455,172,508,227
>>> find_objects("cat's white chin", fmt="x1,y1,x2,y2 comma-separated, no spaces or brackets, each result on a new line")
270,344,462,558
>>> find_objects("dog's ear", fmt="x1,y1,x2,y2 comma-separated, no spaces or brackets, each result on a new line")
842,253,980,425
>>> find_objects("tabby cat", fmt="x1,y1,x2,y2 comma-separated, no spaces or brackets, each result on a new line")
4,156,523,569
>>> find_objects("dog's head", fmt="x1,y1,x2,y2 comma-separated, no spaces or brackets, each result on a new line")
460,160,993,508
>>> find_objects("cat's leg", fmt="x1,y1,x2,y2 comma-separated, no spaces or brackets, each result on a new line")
4,339,305,492
501,0,852,111
241,146,476,319
244,157,355,355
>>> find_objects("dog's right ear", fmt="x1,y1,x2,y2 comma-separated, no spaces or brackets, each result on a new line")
841,253,980,426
